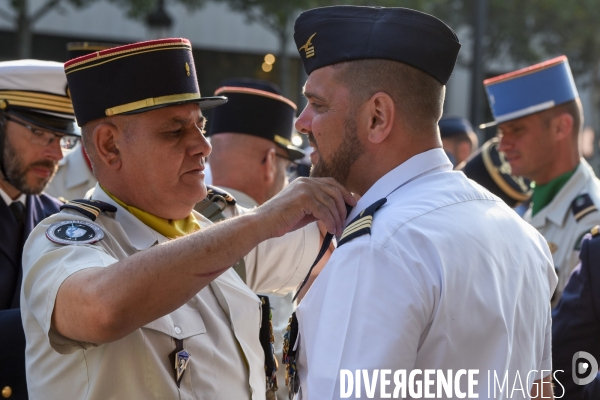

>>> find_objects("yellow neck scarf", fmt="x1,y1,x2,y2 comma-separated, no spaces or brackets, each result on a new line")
102,187,200,239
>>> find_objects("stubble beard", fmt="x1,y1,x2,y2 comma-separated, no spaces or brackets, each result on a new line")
309,112,365,186
2,138,57,195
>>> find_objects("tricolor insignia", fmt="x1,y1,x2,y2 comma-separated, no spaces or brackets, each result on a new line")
571,194,597,222
206,185,236,205
338,198,387,247
60,199,117,221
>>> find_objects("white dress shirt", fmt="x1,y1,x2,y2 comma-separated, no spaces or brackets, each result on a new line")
0,186,25,206
296,149,557,399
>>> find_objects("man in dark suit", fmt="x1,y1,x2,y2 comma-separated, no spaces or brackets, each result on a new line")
553,226,600,399
0,60,79,400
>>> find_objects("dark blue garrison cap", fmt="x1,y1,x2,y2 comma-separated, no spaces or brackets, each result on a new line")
294,6,461,84
439,116,474,138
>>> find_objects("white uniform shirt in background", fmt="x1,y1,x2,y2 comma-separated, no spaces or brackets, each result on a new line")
45,144,96,201
296,149,557,399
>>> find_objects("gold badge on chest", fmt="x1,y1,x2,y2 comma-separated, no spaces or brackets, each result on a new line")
547,241,558,254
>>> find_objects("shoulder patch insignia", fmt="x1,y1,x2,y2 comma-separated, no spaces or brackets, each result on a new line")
60,199,117,221
338,198,387,247
591,225,600,238
571,194,597,222
46,220,105,245
206,185,236,205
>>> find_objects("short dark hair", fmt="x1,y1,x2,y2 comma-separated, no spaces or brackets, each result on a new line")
541,98,583,138
332,59,444,130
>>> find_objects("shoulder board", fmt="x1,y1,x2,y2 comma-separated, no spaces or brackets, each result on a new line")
338,198,387,247
206,185,236,205
574,225,600,251
571,194,597,222
60,199,117,221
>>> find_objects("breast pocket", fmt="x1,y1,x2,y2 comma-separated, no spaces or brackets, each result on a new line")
142,305,217,400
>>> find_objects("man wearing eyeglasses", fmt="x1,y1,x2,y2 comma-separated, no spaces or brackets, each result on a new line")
204,78,317,398
0,60,79,400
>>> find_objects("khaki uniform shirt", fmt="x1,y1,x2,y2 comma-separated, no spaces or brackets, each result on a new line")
45,144,96,201
525,159,600,301
216,187,314,399
20,184,319,400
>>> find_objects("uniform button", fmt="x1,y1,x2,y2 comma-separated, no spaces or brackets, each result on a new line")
174,326,182,334
1,386,12,398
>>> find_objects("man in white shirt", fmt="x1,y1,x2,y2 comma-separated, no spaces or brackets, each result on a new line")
289,6,557,399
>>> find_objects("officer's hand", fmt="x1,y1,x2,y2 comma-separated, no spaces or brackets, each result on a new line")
255,177,356,237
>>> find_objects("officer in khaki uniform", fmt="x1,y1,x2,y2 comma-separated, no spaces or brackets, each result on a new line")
482,56,600,303
20,38,354,400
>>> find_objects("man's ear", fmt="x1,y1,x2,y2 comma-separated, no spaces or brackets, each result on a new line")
93,122,122,170
553,112,574,141
262,147,277,184
365,92,395,144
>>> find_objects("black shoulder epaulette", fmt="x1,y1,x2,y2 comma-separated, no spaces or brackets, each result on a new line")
206,185,236,205
338,198,387,247
571,194,597,222
60,199,117,221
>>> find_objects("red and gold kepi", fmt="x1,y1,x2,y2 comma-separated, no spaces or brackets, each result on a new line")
64,38,227,126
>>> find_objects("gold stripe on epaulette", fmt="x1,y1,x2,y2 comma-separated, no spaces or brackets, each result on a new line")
70,201,101,214
69,201,100,218
340,216,373,241
575,205,597,221
105,93,200,116
591,225,600,237
65,44,191,75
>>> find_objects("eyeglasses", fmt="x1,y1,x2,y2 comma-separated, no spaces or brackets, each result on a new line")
4,115,80,150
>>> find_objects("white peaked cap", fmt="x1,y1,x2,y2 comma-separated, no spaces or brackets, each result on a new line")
0,59,74,120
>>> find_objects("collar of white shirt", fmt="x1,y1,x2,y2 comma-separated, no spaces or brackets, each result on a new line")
529,158,593,228
345,148,453,223
0,186,26,207
88,183,167,251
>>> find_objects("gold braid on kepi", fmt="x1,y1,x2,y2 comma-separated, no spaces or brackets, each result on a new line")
64,38,227,127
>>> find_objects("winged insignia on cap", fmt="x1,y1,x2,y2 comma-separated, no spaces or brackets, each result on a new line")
298,33,316,58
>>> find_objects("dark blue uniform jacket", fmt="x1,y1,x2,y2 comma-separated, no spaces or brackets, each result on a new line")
0,193,61,400
553,232,600,399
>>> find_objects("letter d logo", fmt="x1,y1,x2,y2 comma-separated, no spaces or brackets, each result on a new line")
572,351,599,385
